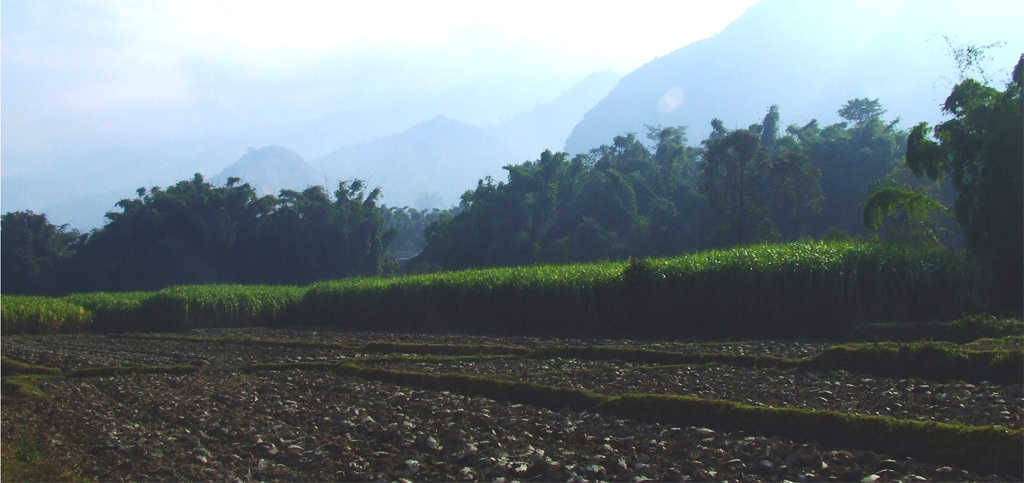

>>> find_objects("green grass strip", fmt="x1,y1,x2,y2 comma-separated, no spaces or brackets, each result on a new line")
250,361,1022,477
1,375,55,400
798,343,1024,385
64,365,202,378
1,356,61,376
849,316,1024,343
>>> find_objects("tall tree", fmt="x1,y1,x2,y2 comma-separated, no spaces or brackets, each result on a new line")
904,55,1023,312
790,99,906,236
700,129,772,245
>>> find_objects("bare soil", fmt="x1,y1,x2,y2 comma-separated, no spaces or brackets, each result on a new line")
2,330,1020,482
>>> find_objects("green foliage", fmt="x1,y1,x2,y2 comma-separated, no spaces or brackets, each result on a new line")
306,241,981,338
62,291,151,333
1,426,86,482
135,284,307,332
850,315,1023,343
862,186,948,231
381,205,453,260
0,295,93,334
1,242,982,337
700,129,772,244
420,100,907,270
789,101,906,237
1,357,61,377
1,211,82,294
837,97,887,125
631,242,981,337
41,174,393,294
301,261,626,335
800,342,1023,385
420,129,706,269
903,55,1024,312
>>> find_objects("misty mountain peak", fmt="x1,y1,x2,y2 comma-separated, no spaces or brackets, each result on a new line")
214,145,322,196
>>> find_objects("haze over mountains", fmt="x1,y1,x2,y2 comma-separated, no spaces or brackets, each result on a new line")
565,0,1024,153
2,0,1021,231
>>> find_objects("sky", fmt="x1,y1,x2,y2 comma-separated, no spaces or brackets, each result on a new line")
1,0,760,177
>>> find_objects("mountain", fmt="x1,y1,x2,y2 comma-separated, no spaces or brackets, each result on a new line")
2,70,616,230
313,71,621,210
487,70,621,156
1,138,249,230
564,0,1024,153
314,116,514,210
212,146,321,196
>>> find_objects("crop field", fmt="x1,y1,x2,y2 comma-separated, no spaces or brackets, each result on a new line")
0,242,987,338
2,328,1022,481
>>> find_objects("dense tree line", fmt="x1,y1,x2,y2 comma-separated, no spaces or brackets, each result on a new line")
2,175,395,293
418,99,931,270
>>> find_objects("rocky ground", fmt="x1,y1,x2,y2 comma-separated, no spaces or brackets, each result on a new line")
2,330,1021,482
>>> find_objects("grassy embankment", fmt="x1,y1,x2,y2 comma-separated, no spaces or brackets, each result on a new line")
0,241,987,338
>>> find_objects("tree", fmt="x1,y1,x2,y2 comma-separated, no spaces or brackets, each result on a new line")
700,129,772,245
904,55,1023,312
759,105,781,150
838,98,887,126
765,150,823,239
943,35,1005,85
790,99,906,236
56,174,394,292
1,211,81,294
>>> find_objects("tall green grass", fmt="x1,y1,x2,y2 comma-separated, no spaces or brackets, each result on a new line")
0,295,93,334
301,261,625,334
303,242,982,338
62,291,150,333
135,285,307,332
2,285,306,334
0,242,984,337
626,242,983,337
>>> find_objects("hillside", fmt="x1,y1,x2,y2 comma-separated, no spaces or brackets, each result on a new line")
314,116,513,209
212,145,321,196
564,0,1023,153
314,71,621,209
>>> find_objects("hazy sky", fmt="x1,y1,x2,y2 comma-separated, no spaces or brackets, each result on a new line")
1,0,759,176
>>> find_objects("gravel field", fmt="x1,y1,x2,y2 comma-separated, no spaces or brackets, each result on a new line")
371,358,1023,429
2,330,1021,482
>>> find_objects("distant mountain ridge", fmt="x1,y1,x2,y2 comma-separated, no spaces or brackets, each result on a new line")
314,116,511,209
6,70,617,229
213,146,321,196
313,71,621,209
564,0,1023,153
